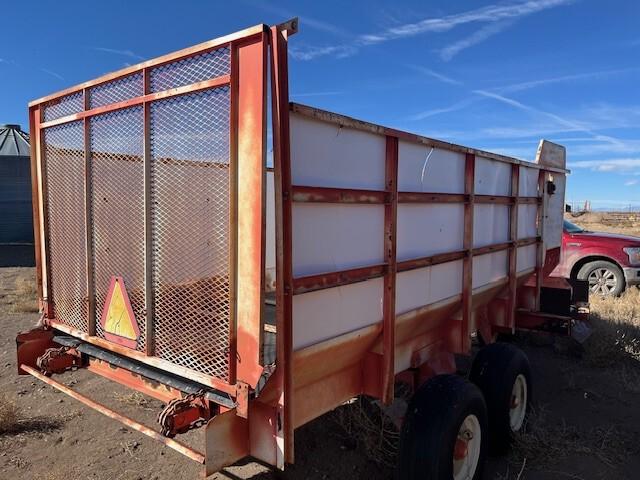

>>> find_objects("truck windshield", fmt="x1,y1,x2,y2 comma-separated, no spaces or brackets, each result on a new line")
564,219,584,233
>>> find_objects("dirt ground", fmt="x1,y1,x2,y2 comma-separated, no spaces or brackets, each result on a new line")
1,233,640,479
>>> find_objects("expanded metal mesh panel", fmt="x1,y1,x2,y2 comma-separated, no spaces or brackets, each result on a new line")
149,47,231,93
150,86,231,380
90,107,146,351
89,73,144,109
43,92,84,122
43,121,88,331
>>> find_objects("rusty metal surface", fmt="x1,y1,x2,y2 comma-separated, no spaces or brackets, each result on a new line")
21,364,206,464
90,107,146,350
150,86,231,381
42,91,83,122
43,121,88,330
89,73,144,109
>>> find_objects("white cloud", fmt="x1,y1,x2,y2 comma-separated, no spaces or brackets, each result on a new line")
569,158,640,173
92,47,144,61
625,179,638,186
439,20,515,61
290,90,344,97
289,44,357,61
407,65,463,85
292,0,575,60
40,68,64,81
492,67,640,93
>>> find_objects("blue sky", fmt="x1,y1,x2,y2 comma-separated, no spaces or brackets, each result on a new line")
1,0,639,209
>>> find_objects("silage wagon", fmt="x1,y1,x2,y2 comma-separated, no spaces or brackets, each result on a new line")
16,19,578,479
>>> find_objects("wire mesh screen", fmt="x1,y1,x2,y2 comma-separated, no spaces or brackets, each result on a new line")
150,86,231,381
43,121,88,331
42,92,84,122
149,47,231,93
89,73,144,109
90,107,146,351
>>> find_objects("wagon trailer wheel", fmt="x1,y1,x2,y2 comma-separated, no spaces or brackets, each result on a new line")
576,260,625,297
397,374,488,480
469,343,532,455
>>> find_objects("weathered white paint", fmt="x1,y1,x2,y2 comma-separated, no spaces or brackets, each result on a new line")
292,203,384,277
398,141,465,193
473,204,510,248
475,156,511,196
289,112,385,190
395,260,463,315
473,250,508,288
397,204,464,261
292,277,383,349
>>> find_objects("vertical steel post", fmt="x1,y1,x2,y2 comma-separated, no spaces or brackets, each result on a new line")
382,135,398,405
234,33,268,390
507,164,520,332
270,22,295,467
461,153,475,352
28,106,45,307
535,169,547,311
83,88,96,335
142,68,155,356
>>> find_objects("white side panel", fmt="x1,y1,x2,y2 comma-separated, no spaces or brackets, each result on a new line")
517,204,538,240
475,156,511,196
293,278,383,349
397,204,464,261
519,167,538,197
395,260,463,315
292,203,384,278
289,113,385,190
398,141,465,193
473,205,509,248
473,250,508,288
544,173,566,250
517,244,537,272
535,140,566,251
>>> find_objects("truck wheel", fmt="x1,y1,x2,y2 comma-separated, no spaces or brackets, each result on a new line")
469,343,531,455
397,375,487,480
576,260,624,296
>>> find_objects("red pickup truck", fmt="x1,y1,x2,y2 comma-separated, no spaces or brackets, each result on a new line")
552,219,640,296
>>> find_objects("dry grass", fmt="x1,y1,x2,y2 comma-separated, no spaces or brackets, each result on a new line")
10,277,38,313
332,397,400,469
113,391,155,410
511,407,637,467
0,395,20,434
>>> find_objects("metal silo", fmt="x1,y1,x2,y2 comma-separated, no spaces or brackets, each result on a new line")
0,124,32,244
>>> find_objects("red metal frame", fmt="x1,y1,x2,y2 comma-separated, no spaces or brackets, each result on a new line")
30,26,270,396
21,17,568,479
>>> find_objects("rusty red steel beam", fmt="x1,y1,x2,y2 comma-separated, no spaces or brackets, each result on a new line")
461,153,475,353
293,263,387,295
39,75,231,129
30,24,267,107
398,192,467,204
291,185,388,204
507,164,520,332
270,22,295,466
381,135,398,405
21,364,206,464
289,186,540,206
44,319,237,395
291,237,541,295
234,33,269,390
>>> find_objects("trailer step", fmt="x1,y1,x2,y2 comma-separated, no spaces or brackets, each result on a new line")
52,335,235,408
20,364,206,464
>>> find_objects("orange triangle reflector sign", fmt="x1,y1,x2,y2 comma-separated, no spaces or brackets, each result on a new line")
99,276,140,349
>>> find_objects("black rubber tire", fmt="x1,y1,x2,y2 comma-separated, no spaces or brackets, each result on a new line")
397,374,488,480
576,260,625,297
469,343,532,456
